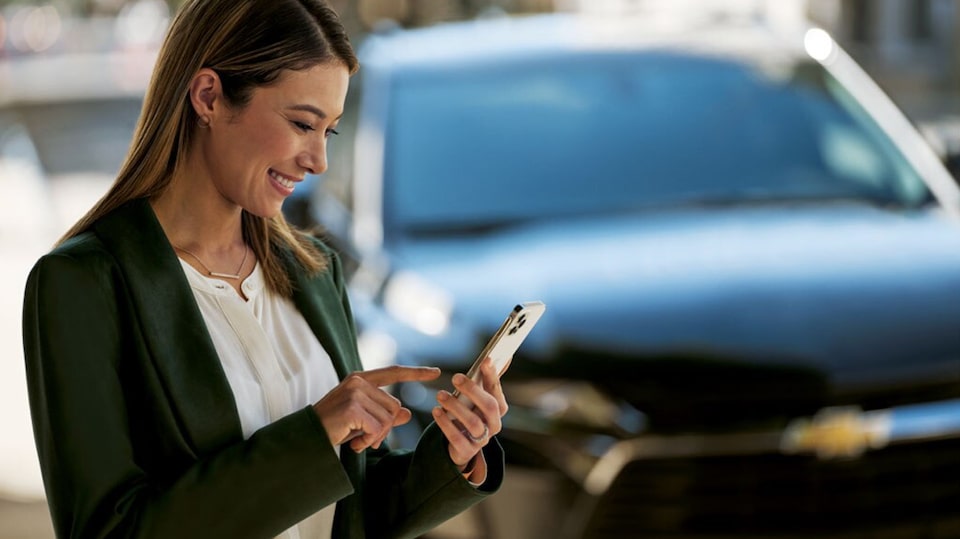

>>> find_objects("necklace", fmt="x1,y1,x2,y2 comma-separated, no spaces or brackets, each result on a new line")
175,244,249,280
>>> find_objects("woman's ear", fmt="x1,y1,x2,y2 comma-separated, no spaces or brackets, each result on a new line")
188,68,222,125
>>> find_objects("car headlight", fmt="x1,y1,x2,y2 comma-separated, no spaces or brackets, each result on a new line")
382,270,454,336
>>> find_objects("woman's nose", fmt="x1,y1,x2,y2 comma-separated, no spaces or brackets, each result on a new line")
298,139,327,176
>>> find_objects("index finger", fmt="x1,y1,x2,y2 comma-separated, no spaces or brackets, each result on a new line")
356,365,441,387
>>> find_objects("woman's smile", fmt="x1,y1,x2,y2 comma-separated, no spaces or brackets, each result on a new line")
268,168,300,195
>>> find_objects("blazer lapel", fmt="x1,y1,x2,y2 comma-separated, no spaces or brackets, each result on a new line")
283,248,361,380
93,199,242,456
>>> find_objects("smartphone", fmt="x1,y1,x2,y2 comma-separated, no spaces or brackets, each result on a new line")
452,301,546,404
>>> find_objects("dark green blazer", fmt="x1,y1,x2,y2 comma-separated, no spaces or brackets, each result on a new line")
22,198,502,539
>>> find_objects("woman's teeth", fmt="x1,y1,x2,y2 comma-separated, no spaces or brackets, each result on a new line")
269,170,295,189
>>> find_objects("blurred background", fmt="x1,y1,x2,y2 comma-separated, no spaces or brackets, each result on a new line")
2,0,960,538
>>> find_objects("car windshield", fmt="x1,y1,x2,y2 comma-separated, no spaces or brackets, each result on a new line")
384,52,931,237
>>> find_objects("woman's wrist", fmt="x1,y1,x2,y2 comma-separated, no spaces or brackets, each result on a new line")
458,455,477,475
459,452,488,485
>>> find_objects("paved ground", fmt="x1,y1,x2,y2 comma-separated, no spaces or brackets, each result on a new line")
0,467,565,539
0,499,54,539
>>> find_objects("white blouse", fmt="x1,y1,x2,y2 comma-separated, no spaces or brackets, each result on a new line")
179,259,341,539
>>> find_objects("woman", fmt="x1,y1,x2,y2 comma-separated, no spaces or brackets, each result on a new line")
21,1,506,537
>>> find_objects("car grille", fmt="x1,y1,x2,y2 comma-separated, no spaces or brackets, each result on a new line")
577,437,960,539
532,348,960,434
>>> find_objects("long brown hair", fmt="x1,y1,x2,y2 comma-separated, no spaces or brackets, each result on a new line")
60,0,359,296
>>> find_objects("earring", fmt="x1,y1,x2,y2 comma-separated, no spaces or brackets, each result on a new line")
197,116,211,128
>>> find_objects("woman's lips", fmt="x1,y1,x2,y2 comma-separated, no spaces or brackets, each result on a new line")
268,168,299,189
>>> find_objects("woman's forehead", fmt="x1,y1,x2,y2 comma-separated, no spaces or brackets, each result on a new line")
257,64,350,113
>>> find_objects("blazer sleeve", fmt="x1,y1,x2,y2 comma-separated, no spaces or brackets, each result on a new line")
362,424,505,539
23,250,354,539
318,245,506,538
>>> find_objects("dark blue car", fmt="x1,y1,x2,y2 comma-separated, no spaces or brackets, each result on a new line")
309,10,960,539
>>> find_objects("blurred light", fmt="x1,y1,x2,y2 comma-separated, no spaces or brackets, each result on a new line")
399,381,431,409
9,5,61,53
357,330,398,371
113,48,161,93
383,271,453,336
115,0,170,49
804,27,836,63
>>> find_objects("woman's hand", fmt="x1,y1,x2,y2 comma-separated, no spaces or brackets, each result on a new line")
313,366,441,453
432,357,509,483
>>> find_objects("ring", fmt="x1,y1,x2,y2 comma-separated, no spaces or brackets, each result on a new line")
464,424,489,444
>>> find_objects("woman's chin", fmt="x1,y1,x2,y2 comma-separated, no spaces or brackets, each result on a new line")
243,202,285,220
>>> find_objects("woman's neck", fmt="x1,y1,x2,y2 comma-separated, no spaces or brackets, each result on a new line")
150,163,246,254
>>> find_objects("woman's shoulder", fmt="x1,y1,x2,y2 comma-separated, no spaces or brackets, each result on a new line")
48,230,113,261
25,231,122,313
40,198,156,270
35,230,118,277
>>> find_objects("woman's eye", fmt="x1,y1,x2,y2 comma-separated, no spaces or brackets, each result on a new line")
292,121,314,132
325,128,340,138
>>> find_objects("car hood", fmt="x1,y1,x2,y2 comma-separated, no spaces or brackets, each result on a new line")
390,204,960,380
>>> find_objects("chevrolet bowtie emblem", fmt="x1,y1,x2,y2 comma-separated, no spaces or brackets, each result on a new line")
781,406,891,459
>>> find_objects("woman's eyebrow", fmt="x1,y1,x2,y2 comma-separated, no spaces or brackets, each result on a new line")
286,103,342,121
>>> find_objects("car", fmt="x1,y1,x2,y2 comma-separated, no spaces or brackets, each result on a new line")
307,7,960,539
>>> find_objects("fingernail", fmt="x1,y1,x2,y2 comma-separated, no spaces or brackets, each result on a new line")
437,391,450,401
432,406,442,416
453,374,466,385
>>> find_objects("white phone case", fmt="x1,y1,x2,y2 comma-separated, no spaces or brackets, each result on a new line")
453,301,546,405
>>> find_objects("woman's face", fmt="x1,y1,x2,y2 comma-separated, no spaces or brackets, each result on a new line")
201,62,350,218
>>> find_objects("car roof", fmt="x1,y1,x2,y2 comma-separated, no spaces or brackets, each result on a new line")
359,11,813,73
